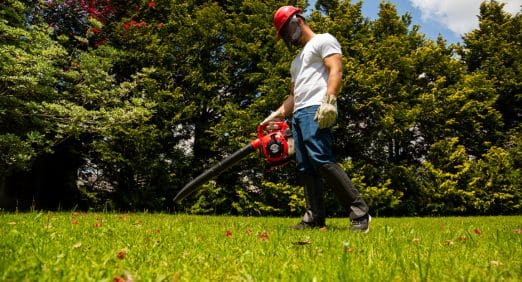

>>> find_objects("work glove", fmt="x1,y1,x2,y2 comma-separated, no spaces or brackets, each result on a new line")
315,94,337,128
260,110,283,126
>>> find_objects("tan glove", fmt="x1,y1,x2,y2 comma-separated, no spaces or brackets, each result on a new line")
260,110,283,126
315,94,337,128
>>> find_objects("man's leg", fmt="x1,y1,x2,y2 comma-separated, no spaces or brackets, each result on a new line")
319,163,371,232
291,107,326,229
292,172,326,229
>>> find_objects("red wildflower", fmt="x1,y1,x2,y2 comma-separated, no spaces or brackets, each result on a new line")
473,228,482,235
116,249,127,260
225,230,232,237
148,0,155,8
158,22,165,28
259,231,269,241
514,228,522,235
71,212,79,224
113,271,133,282
113,272,132,282
123,22,130,29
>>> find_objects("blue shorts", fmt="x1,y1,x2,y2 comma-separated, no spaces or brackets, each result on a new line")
292,105,336,174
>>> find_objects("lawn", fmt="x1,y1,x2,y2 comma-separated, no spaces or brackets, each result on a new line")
1,212,521,281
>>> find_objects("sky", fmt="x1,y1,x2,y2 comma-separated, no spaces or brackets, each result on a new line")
309,0,522,44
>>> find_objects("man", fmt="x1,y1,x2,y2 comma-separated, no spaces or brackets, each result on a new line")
261,6,371,232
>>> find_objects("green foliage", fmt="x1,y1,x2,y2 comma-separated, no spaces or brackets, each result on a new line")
259,180,306,215
460,0,522,128
337,160,402,216
416,137,521,215
185,173,306,216
0,0,520,215
0,134,35,172
0,1,67,178
416,137,476,215
467,145,521,214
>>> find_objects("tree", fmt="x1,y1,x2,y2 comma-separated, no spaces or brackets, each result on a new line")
315,0,339,15
460,0,521,129
1,0,174,210
1,0,519,215
0,0,71,208
178,0,302,214
306,1,508,215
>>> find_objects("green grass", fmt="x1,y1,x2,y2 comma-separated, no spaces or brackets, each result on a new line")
1,213,521,281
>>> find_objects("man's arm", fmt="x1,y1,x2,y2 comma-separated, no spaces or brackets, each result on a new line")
277,84,295,117
261,84,295,125
314,53,342,128
324,53,343,97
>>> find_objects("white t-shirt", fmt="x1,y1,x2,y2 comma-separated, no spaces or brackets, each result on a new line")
290,33,342,112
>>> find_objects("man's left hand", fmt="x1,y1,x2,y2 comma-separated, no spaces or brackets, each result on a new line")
315,94,337,128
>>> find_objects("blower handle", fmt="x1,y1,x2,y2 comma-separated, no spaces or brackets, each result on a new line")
256,121,289,139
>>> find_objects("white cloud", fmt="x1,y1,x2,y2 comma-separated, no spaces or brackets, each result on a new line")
409,0,522,35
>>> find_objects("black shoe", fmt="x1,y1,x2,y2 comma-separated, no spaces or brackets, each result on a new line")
350,215,371,233
290,221,326,230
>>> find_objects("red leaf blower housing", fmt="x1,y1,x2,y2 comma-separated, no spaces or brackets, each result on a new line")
173,121,294,202
251,121,294,166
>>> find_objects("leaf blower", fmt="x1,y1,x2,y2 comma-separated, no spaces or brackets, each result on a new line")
173,121,294,203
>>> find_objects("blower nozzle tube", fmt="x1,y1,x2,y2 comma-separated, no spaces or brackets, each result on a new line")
173,143,256,203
